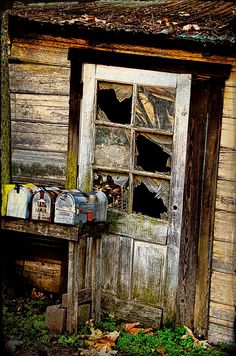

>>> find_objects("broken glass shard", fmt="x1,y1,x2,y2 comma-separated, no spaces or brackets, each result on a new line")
135,133,172,173
135,85,176,131
96,81,133,124
133,176,169,219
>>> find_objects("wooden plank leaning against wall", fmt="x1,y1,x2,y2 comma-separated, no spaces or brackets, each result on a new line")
208,67,236,345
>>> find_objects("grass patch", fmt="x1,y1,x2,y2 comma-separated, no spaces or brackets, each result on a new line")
2,297,232,355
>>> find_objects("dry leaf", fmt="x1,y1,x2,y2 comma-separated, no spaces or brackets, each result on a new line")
95,17,106,25
182,325,209,348
183,24,200,31
143,328,154,335
31,288,45,300
157,347,167,355
162,18,170,26
86,329,120,352
179,11,190,17
89,327,103,340
125,322,140,332
129,327,142,335
107,331,120,341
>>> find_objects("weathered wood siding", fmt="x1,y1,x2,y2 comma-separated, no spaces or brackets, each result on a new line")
208,67,236,344
9,37,70,186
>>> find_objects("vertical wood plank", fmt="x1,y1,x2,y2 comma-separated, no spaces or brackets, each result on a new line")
132,241,167,306
66,60,82,189
66,241,75,333
194,78,225,337
117,236,133,300
78,64,96,191
101,235,120,294
164,74,191,324
91,237,102,322
177,77,209,328
66,241,81,334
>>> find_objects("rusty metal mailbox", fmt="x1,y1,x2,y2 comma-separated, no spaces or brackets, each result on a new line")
54,190,107,225
31,187,61,222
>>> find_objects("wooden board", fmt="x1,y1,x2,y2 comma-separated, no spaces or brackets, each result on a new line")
11,125,68,152
209,302,235,327
12,149,67,185
102,294,162,329
216,179,236,213
10,35,236,66
11,93,69,124
208,322,235,345
101,234,120,294
16,258,61,292
132,241,166,306
214,210,236,244
11,37,70,66
218,148,236,181
225,69,236,88
210,271,236,306
1,218,80,241
212,240,236,273
117,236,133,300
9,63,70,95
222,87,236,118
108,211,168,245
220,117,236,150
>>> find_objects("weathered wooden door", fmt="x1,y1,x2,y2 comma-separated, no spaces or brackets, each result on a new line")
78,64,191,326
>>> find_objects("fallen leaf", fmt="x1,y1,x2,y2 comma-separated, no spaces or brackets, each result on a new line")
179,11,190,17
95,17,106,25
129,327,142,335
31,288,45,300
107,331,120,341
143,328,154,335
125,322,140,332
157,347,167,355
182,325,210,348
89,327,103,340
183,24,200,31
162,18,170,26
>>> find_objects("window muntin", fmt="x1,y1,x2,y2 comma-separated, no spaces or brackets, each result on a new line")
93,80,174,219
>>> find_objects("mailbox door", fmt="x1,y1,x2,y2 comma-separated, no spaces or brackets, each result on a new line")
78,64,191,325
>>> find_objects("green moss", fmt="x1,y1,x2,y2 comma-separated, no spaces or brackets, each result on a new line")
66,150,77,189
1,12,11,184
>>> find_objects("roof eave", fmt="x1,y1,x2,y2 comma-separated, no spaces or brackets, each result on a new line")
9,15,236,58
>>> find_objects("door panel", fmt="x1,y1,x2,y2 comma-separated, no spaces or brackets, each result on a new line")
133,241,167,306
79,64,191,325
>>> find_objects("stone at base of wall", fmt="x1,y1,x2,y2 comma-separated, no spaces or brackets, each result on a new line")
45,304,67,334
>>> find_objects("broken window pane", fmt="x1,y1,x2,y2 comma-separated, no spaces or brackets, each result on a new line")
135,133,172,173
133,176,169,219
135,85,176,131
96,81,133,124
95,126,131,169
93,172,129,212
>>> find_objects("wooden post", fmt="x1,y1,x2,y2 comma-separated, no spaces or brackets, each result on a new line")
194,78,224,337
66,241,79,334
91,237,102,322
66,60,82,189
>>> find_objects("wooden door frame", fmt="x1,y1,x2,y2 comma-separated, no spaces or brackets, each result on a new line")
177,76,225,336
68,48,229,332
